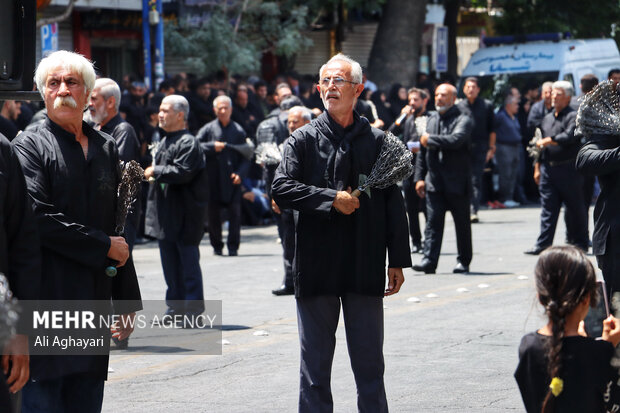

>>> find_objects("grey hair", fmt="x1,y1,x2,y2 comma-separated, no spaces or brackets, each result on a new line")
288,106,312,122
213,95,232,108
504,95,519,106
35,50,96,104
542,81,554,91
94,78,121,112
319,53,363,84
162,94,190,121
552,80,574,96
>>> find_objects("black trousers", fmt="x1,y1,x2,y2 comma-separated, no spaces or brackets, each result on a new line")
296,294,387,413
470,143,488,214
275,208,295,288
402,176,425,247
207,194,242,252
423,190,472,268
535,163,588,250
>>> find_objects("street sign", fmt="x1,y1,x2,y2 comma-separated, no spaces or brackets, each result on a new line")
41,23,58,57
435,26,448,73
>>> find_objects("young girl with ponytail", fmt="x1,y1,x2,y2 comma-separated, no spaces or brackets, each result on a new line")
515,246,620,412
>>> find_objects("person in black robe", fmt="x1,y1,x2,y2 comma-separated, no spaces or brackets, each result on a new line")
144,94,207,318
197,95,250,256
12,50,142,413
272,54,410,413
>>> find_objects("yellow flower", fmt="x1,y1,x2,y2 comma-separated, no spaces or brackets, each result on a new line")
549,377,564,397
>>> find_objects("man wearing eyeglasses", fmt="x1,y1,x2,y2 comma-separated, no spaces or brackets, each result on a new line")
272,54,411,413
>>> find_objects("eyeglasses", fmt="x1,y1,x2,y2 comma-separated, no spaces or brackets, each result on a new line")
319,77,358,88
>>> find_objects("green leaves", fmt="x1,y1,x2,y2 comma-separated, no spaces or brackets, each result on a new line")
164,1,314,76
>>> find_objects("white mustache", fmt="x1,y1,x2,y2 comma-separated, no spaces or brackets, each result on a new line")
53,96,77,109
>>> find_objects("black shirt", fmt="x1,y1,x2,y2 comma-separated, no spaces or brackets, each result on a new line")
457,97,494,146
100,113,140,163
197,119,250,204
515,332,617,413
145,129,207,245
540,106,579,164
0,116,19,141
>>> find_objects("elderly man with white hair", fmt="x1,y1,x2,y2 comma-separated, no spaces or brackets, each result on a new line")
272,53,410,412
12,50,142,412
89,77,140,164
89,77,141,255
144,94,208,321
524,80,588,255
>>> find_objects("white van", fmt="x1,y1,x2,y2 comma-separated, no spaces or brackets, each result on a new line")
459,38,620,101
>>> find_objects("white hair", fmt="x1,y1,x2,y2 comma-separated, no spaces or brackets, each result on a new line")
162,94,190,121
93,78,121,112
319,53,363,84
288,106,312,122
552,80,574,96
34,50,96,105
213,95,232,108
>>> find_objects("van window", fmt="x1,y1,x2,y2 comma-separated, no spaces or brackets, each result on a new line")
458,71,559,107
563,73,574,86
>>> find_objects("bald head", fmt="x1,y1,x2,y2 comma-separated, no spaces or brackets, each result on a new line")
434,83,457,114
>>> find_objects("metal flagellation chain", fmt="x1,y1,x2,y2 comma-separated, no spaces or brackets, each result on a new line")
0,273,18,347
352,131,414,198
255,142,283,166
576,79,620,137
526,127,543,165
106,160,144,278
114,160,144,235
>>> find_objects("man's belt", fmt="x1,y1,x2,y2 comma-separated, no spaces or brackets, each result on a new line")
547,158,574,167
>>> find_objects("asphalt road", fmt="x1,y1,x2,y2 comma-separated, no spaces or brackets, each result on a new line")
102,205,588,412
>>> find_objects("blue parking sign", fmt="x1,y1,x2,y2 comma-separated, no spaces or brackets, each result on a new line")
41,23,58,57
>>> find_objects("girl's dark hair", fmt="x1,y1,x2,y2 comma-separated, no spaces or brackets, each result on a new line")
535,246,597,413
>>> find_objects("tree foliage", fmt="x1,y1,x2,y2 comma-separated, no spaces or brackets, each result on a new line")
493,0,620,40
165,1,313,75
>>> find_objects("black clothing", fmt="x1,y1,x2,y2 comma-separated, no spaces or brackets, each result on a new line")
197,119,249,252
119,94,147,143
414,105,474,268
197,119,250,204
256,113,295,286
414,105,474,195
297,294,387,412
186,92,214,134
527,100,553,131
577,133,620,294
12,117,142,381
232,103,261,137
534,107,588,251
0,116,18,141
144,129,207,246
100,114,140,163
457,97,494,145
540,107,579,164
576,134,620,256
515,332,616,413
0,134,41,331
272,111,411,298
355,100,376,123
